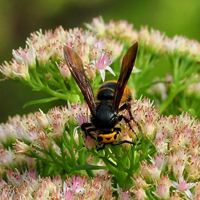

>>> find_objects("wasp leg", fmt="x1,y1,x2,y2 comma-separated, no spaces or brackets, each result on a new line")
81,123,93,131
113,126,136,146
96,143,106,151
119,102,138,125
112,140,135,146
113,127,121,132
119,102,130,111
118,115,138,140
81,123,97,140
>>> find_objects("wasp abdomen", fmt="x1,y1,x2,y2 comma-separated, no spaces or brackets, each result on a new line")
97,81,117,101
97,81,131,103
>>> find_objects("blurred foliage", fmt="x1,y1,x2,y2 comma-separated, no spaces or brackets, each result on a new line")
1,0,200,123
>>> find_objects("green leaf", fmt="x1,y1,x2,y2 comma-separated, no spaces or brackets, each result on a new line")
188,108,196,117
23,97,59,108
71,165,107,171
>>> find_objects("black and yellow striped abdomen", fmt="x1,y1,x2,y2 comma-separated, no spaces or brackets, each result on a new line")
96,81,131,104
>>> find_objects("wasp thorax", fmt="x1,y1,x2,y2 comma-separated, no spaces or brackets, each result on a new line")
91,101,118,129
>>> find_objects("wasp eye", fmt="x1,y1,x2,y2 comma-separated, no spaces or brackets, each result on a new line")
114,134,117,140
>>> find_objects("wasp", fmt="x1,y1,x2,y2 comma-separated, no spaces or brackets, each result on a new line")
64,42,138,150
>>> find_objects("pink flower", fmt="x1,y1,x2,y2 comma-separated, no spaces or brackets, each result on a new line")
85,16,106,36
153,175,171,199
14,140,30,154
0,60,30,80
132,173,149,189
171,176,195,199
37,46,52,64
35,109,50,129
47,107,70,138
117,184,131,200
131,188,147,200
63,175,86,195
12,45,36,68
56,61,71,79
91,52,115,82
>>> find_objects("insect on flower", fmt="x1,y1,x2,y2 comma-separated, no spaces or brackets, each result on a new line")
64,42,138,150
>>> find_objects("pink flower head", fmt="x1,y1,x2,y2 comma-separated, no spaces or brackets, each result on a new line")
69,103,90,126
91,52,115,82
12,45,36,68
153,175,171,199
56,61,71,79
85,16,106,36
63,175,86,195
132,173,149,189
47,107,70,137
117,184,131,200
131,188,147,200
171,176,195,199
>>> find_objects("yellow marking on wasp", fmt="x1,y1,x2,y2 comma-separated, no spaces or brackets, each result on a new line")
98,131,117,144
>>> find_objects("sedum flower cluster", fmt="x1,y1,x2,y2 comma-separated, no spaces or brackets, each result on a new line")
0,16,200,199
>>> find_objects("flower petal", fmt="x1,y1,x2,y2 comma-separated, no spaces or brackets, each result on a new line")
105,66,116,76
99,69,105,82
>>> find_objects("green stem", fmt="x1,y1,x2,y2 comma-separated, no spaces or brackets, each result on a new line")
173,56,180,84
49,147,71,171
159,77,200,114
159,87,178,114
27,151,51,162
45,86,79,101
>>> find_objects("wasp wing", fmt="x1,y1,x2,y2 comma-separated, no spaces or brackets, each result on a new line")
64,46,96,114
113,42,138,111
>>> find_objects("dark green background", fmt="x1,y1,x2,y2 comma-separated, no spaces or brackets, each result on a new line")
1,0,200,123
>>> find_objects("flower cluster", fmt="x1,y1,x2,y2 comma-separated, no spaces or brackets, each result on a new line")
0,97,199,198
0,169,141,199
0,16,200,199
87,17,200,116
87,16,200,62
1,17,200,112
0,27,122,83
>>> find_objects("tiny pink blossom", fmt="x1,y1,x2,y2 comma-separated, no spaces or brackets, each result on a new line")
153,183,170,199
173,159,185,179
131,188,147,200
47,107,70,137
37,46,52,64
168,152,178,171
132,173,149,189
14,140,30,154
153,137,168,153
63,175,86,195
187,155,200,180
95,52,111,70
56,61,71,79
117,184,131,200
35,109,50,129
153,175,171,199
169,192,181,200
85,16,106,36
84,135,97,150
171,176,195,199
0,60,30,80
12,45,36,67
69,103,90,125
91,52,114,82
